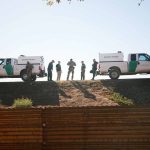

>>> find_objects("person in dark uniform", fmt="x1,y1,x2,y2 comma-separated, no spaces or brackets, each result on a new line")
81,61,86,80
56,61,62,81
26,61,33,81
67,59,76,80
47,60,55,81
91,59,98,80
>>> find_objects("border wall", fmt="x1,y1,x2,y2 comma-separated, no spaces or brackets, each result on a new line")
0,107,150,150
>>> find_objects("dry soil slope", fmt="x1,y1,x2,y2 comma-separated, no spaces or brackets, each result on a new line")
0,78,150,107
59,78,150,107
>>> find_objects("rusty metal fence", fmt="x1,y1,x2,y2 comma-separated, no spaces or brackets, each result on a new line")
0,107,150,150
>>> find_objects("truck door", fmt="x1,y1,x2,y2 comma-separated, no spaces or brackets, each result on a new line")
136,53,150,73
0,59,7,76
128,54,138,73
4,59,14,76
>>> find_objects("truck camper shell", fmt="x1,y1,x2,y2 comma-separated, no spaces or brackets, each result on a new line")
18,55,44,65
99,51,124,62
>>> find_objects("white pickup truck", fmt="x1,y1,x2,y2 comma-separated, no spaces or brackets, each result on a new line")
0,55,46,81
98,51,150,79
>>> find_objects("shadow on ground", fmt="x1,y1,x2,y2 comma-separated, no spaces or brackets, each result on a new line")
71,81,96,100
59,88,72,98
101,78,150,106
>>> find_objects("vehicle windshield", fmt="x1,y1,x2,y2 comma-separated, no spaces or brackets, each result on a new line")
0,59,5,65
145,54,150,61
138,54,150,61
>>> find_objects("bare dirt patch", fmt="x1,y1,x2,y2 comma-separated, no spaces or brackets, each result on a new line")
59,80,119,107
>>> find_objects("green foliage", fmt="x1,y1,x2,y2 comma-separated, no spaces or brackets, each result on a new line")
110,92,134,106
13,98,33,108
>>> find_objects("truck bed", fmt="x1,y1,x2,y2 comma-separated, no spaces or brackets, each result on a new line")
99,61,128,74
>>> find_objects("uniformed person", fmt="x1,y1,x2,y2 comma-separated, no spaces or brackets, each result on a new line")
67,59,76,80
56,61,62,81
81,61,86,80
26,61,33,81
47,60,55,81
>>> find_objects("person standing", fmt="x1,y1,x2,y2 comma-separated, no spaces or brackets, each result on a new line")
67,59,76,80
81,61,86,80
91,59,98,80
56,61,62,81
47,60,55,81
26,61,33,81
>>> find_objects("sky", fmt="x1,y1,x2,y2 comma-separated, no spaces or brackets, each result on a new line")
0,0,150,81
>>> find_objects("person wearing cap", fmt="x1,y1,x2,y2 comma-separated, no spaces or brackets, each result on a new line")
91,59,98,80
67,59,76,80
81,61,86,80
56,61,62,81
47,60,55,81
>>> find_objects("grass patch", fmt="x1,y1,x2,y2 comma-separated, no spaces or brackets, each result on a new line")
13,98,33,108
110,92,134,106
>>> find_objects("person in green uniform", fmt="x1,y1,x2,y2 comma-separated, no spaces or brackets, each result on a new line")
56,61,62,81
81,61,86,80
26,61,33,81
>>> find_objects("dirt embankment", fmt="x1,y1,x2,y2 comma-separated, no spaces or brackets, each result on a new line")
59,78,150,107
59,80,118,107
0,78,150,107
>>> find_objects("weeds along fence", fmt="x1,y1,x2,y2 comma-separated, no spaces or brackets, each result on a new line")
0,107,150,150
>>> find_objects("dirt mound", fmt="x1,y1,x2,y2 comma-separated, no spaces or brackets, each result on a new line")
59,80,118,107
0,78,150,108
58,78,150,107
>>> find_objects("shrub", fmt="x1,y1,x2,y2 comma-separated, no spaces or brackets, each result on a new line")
13,98,33,108
110,92,134,106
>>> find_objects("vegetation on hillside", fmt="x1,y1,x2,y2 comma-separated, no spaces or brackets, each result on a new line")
110,92,134,106
13,98,33,108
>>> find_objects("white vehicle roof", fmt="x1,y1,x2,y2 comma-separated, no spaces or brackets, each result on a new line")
18,55,44,64
99,51,124,62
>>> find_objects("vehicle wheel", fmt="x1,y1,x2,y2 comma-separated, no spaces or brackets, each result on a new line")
31,75,36,81
21,70,28,82
109,69,120,80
